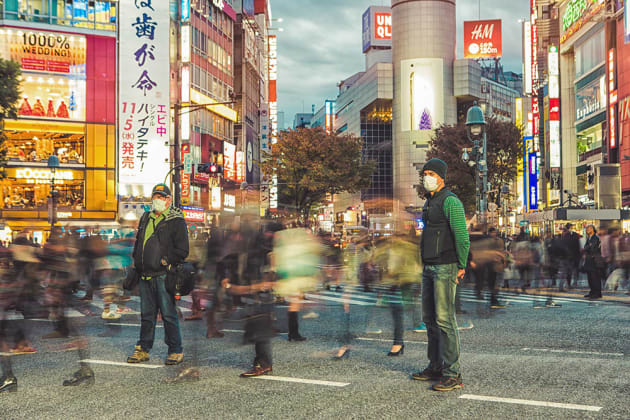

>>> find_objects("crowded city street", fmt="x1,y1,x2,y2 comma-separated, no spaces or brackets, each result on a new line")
1,0,630,418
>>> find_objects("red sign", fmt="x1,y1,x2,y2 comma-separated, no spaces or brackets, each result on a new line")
374,12,392,39
549,98,560,120
181,144,190,202
532,96,540,137
609,48,617,149
463,20,502,58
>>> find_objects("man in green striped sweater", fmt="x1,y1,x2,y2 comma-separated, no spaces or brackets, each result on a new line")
411,158,470,392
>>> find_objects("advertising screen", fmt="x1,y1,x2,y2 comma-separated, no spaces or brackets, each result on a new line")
400,58,444,132
464,19,502,58
118,0,170,197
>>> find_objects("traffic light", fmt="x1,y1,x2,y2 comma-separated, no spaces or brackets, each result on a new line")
196,162,223,176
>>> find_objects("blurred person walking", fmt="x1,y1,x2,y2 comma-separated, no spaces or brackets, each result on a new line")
411,159,469,392
561,223,581,289
127,184,189,366
582,224,603,299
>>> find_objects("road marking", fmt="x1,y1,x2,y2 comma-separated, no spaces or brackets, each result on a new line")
356,337,428,344
459,394,602,412
107,323,163,328
81,359,163,369
521,348,624,357
253,375,350,387
304,293,373,306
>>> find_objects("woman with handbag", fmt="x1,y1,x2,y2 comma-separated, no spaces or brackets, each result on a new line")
582,224,603,299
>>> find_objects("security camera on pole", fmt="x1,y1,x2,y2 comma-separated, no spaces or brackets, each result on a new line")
465,102,488,225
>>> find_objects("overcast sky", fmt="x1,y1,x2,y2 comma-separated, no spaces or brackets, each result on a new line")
271,0,530,128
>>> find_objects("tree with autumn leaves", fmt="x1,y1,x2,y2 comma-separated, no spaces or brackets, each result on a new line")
260,127,376,220
423,117,522,215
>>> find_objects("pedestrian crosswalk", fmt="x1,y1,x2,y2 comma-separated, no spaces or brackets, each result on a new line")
1,285,609,321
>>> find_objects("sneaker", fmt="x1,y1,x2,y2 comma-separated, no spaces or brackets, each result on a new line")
413,322,427,333
165,352,184,365
62,368,95,387
411,367,442,381
240,364,272,377
432,375,463,392
127,345,150,363
365,328,382,334
101,311,121,320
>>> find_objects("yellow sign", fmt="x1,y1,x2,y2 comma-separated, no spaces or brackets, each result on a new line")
190,90,238,122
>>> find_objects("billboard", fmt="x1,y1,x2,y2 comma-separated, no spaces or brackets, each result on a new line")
118,0,170,198
400,58,444,132
463,19,502,58
362,6,392,53
523,21,532,95
243,0,255,16
529,151,538,210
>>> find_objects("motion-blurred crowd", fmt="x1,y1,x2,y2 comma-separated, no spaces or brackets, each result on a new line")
1,215,628,391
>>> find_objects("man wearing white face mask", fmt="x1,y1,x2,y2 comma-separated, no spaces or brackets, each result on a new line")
411,158,470,392
127,183,189,366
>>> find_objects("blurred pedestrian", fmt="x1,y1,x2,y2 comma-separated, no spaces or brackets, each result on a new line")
411,159,469,392
127,183,189,366
582,224,603,299
561,223,581,289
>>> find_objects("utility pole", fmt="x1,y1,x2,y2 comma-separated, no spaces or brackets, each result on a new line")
481,130,488,225
173,0,182,207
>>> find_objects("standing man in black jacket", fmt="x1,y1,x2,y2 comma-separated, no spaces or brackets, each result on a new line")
127,184,189,365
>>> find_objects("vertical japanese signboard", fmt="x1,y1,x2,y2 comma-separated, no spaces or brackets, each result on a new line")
609,48,617,149
268,35,278,211
118,0,170,197
548,46,560,168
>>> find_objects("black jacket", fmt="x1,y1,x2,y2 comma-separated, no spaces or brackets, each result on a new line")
583,234,601,272
133,207,189,277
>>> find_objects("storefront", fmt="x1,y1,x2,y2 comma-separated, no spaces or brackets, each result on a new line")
559,0,608,203
0,26,117,238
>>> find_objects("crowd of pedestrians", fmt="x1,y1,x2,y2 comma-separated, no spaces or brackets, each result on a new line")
2,175,629,395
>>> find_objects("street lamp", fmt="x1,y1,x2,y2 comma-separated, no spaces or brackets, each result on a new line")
47,155,60,230
465,102,488,224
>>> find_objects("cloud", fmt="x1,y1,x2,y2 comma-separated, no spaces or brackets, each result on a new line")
273,0,528,127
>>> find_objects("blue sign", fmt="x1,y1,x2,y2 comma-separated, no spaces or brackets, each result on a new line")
243,0,255,16
181,0,190,21
523,136,532,210
529,151,538,210
362,9,371,53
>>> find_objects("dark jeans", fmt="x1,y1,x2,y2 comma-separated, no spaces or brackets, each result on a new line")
422,264,461,377
254,340,272,368
587,270,602,297
138,274,182,354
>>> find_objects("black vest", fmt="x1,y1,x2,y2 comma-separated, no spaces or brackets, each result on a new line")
421,188,458,265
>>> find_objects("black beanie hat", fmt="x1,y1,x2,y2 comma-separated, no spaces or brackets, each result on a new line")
422,158,447,181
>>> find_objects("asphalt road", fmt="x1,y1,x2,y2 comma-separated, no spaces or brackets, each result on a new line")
1,285,628,419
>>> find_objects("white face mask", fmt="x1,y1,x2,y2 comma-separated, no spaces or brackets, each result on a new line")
423,175,439,192
152,198,168,213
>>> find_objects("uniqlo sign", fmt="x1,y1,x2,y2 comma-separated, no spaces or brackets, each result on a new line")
374,12,391,39
464,19,502,58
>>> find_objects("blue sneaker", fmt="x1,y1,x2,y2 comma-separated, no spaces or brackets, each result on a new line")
413,322,427,332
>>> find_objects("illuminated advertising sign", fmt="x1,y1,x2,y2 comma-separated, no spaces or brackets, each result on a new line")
362,6,392,53
463,20,502,58
181,25,190,63
529,151,538,210
609,48,617,148
211,186,221,210
560,0,605,44
531,0,538,90
401,58,444,132
224,193,236,211
523,22,532,95
0,29,86,75
325,100,334,134
118,0,170,197
182,205,204,222
532,95,540,137
223,141,236,181
236,151,245,182
181,144,190,203
181,0,190,21
268,35,278,210
12,168,75,184
548,46,561,169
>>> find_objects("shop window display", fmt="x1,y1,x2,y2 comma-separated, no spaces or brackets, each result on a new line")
2,181,84,210
5,131,84,164
16,74,85,121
